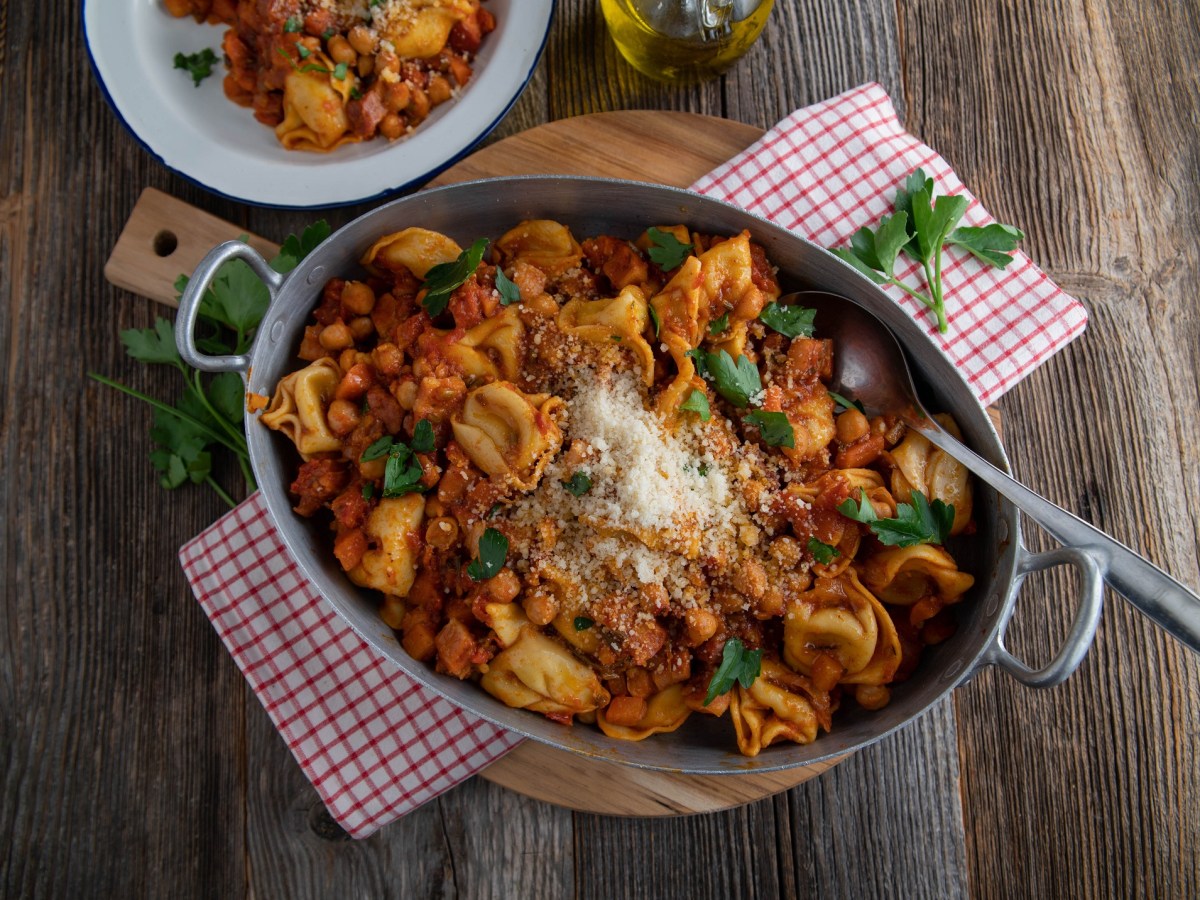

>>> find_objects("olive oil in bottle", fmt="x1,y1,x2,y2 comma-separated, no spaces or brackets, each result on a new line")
599,0,775,84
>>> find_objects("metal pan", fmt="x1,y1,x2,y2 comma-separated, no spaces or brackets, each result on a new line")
176,176,1102,774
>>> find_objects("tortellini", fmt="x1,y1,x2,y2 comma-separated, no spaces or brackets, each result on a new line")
890,414,974,535
443,307,525,381
558,287,656,385
495,220,584,274
377,0,474,59
729,658,821,756
361,227,463,279
450,382,564,490
480,604,610,717
275,51,360,152
596,684,692,741
859,544,976,609
347,495,426,597
783,571,901,687
261,358,343,457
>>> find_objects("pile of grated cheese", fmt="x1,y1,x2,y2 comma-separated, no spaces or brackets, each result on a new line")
504,368,766,617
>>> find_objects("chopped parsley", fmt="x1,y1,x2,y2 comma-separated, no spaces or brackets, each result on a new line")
708,312,730,336
561,471,593,496
495,267,521,305
828,390,865,415
467,528,508,581
703,350,762,408
574,616,594,631
744,410,794,448
759,301,816,339
283,16,303,33
837,488,955,547
646,227,693,270
421,238,488,317
173,48,219,87
704,638,763,705
679,388,711,421
359,426,433,497
648,304,662,337
807,537,839,565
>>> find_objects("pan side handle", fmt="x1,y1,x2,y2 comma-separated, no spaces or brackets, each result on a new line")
972,546,1104,688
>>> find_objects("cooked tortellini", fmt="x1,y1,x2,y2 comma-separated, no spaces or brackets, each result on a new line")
450,382,564,490
443,307,525,381
275,51,359,152
362,227,463,279
261,358,343,457
558,287,656,385
859,544,976,609
890,414,974,535
347,495,426,597
596,684,692,741
495,220,584,274
730,658,821,756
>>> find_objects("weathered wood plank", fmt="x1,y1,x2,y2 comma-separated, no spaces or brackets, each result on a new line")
897,0,1200,895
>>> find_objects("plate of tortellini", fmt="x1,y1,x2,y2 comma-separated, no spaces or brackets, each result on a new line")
84,1,553,208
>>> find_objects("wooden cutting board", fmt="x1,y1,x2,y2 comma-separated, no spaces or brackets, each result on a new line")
105,111,845,815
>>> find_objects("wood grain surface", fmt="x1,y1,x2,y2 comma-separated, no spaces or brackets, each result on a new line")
3,0,1198,898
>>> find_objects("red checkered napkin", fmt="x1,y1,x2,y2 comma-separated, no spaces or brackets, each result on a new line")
180,82,1087,838
692,82,1087,407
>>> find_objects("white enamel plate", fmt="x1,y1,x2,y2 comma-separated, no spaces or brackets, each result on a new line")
84,1,554,208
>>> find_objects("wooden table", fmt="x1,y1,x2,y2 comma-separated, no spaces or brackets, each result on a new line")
4,1,1198,896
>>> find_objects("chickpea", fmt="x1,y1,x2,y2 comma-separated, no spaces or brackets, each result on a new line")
379,113,404,141
347,24,376,56
855,684,891,711
342,280,376,315
521,588,559,626
427,74,452,105
349,316,374,341
383,81,411,113
486,568,522,604
356,54,374,78
525,294,558,316
836,408,870,443
325,34,354,66
326,398,361,436
318,321,353,351
393,379,418,410
684,608,719,645
425,516,459,551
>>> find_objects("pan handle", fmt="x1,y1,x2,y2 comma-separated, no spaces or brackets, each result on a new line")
175,240,283,374
975,546,1104,688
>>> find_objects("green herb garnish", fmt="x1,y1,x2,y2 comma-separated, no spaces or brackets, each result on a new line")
421,238,488,317
837,488,955,547
703,350,761,408
829,168,1023,333
561,471,593,497
467,528,508,581
646,227,693,270
704,638,763,705
173,48,219,87
685,347,708,378
759,301,816,339
708,312,729,336
744,410,794,448
283,16,303,33
648,304,661,337
807,537,839,565
574,616,594,631
90,222,328,507
679,388,711,421
332,61,349,81
362,482,375,500
410,419,435,453
495,267,521,305
828,390,865,415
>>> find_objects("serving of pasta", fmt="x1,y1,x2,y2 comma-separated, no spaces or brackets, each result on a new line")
261,218,977,757
165,0,496,151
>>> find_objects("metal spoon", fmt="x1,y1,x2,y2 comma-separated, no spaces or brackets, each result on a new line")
787,290,1200,654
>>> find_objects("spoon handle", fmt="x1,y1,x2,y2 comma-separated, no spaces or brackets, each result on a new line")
916,424,1200,655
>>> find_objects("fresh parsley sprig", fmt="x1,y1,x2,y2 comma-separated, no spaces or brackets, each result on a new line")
361,419,435,498
89,222,329,508
704,638,763,705
830,168,1024,333
645,227,693,270
495,267,521,306
807,537,839,565
759,301,816,339
421,238,489,317
679,388,711,421
702,350,761,408
744,410,794,448
837,488,955,547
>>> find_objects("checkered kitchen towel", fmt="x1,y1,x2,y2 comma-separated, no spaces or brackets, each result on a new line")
179,82,1088,838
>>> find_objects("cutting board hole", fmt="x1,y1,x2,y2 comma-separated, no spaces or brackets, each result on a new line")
152,229,178,257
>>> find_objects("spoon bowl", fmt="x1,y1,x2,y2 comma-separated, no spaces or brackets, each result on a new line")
787,289,1200,657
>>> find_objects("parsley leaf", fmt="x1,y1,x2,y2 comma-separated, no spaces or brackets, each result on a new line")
646,227,693,270
574,616,594,631
561,471,593,496
274,221,331,274
704,638,763,705
174,48,219,87
467,528,508,581
362,482,375,500
421,238,488,317
383,444,425,497
744,410,794,448
685,347,709,378
946,223,1025,268
708,312,729,336
410,419,435,453
759,301,817,339
360,435,395,462
837,488,955,547
121,318,181,365
495,267,521,305
679,388,711,421
332,61,349,81
283,15,303,32
807,537,839,565
828,390,865,415
648,304,661,337
703,350,761,408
